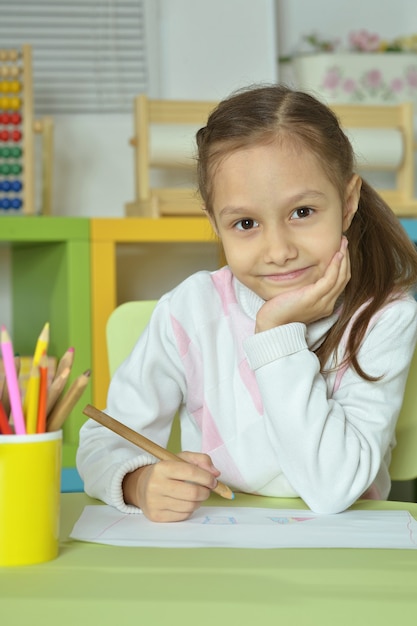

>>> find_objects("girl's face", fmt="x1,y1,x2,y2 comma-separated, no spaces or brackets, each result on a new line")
209,140,359,302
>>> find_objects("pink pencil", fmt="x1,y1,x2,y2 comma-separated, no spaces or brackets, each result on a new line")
0,326,26,435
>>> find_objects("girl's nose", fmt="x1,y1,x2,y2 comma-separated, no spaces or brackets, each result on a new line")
263,228,298,265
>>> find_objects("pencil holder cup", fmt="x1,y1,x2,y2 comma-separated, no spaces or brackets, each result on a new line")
0,430,62,566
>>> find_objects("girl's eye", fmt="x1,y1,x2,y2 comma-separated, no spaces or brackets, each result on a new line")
235,218,259,231
291,207,314,220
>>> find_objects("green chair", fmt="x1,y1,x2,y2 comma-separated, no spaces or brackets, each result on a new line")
106,300,180,452
390,346,417,483
106,301,417,495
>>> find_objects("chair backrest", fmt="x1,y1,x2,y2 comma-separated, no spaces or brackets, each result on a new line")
126,94,217,217
106,300,158,377
390,345,417,481
106,301,417,480
106,300,180,452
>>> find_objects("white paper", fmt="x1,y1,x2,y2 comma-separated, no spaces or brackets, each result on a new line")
70,506,417,549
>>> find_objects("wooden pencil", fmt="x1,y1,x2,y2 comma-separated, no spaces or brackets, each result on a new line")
46,370,91,432
45,366,71,416
82,404,235,501
55,346,75,379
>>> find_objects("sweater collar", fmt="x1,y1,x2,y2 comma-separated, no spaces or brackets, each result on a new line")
233,275,341,350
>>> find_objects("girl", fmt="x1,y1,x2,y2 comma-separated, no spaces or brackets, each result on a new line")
77,85,417,521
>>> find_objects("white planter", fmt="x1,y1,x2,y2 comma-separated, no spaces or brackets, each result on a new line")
291,53,417,105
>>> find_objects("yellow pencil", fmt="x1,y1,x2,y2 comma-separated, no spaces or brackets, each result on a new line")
82,404,235,501
46,370,91,432
33,322,50,365
24,322,49,415
25,362,40,434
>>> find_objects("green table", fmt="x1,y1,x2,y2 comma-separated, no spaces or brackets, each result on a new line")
2,492,417,625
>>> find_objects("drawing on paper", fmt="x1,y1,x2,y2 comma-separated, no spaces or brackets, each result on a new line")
268,516,313,525
201,515,237,525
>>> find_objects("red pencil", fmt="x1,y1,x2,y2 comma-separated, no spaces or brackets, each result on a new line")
36,354,48,434
0,398,13,435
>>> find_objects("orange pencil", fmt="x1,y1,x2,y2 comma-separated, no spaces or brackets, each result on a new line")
0,398,13,434
36,354,48,433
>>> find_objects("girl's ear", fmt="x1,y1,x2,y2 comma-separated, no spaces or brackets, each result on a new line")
343,174,362,232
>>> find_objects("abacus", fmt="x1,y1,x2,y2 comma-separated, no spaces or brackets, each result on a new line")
0,45,34,214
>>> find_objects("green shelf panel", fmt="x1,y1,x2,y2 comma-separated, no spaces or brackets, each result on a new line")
1,216,91,467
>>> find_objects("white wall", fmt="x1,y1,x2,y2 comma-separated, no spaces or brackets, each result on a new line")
51,0,277,218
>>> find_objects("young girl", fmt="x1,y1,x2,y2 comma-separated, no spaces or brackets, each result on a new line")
77,85,417,521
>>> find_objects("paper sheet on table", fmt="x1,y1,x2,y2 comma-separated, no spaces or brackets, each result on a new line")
70,506,417,549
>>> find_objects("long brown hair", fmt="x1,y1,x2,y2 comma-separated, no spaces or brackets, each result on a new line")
196,84,417,379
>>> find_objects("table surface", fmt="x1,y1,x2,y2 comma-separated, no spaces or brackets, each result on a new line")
2,492,417,626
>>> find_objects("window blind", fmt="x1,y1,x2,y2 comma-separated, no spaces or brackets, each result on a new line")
0,0,154,114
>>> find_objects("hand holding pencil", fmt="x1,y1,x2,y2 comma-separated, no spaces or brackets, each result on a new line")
83,404,234,502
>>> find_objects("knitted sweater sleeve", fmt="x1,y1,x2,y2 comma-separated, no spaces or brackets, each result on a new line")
243,297,417,514
76,296,185,513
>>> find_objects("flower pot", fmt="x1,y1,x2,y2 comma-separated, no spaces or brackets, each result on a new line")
291,53,417,105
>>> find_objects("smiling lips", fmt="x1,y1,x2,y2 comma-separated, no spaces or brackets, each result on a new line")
262,266,312,282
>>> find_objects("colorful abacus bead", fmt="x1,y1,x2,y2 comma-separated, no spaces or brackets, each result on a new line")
10,198,22,209
11,130,21,142
10,112,21,125
11,180,22,192
0,180,11,192
0,198,11,210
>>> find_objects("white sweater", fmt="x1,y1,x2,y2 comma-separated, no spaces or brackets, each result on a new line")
77,267,417,514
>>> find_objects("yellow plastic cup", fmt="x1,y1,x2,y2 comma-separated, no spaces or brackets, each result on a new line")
0,430,62,566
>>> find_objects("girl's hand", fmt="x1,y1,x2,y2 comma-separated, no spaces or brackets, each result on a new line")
256,237,350,332
122,452,220,522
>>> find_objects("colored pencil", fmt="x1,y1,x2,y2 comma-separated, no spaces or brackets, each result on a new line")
46,366,71,416
36,354,49,433
0,327,26,435
82,404,235,501
33,322,50,365
25,362,40,434
0,398,13,434
55,347,75,379
47,370,91,432
1,355,20,417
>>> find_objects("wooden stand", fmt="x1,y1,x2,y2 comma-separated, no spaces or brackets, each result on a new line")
0,45,54,215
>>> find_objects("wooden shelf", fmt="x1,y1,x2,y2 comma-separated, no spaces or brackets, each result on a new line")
90,217,219,408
